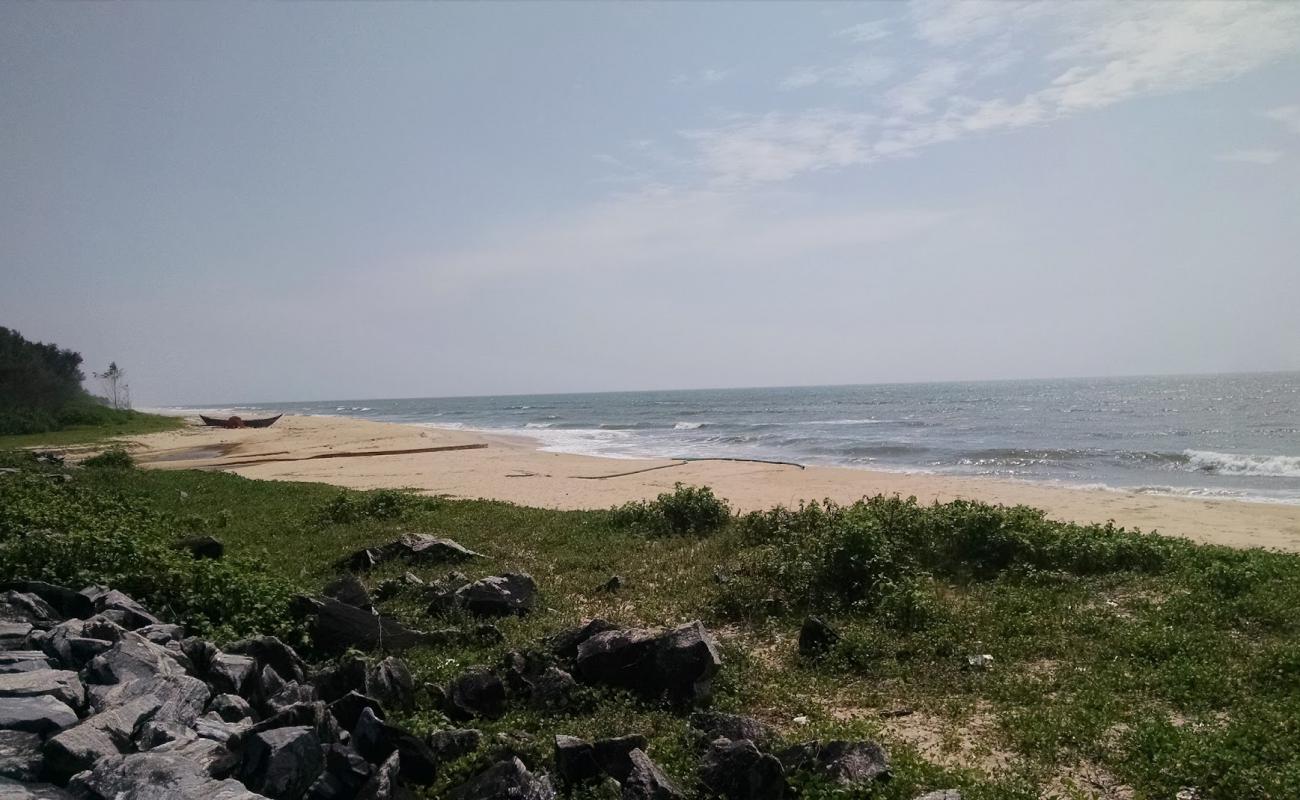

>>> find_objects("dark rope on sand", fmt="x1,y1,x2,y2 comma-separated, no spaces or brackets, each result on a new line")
573,456,804,480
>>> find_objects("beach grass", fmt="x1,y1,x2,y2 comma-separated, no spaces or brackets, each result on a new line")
2,449,1299,798
0,408,183,449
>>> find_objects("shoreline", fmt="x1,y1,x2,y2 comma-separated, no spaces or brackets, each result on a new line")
117,413,1300,552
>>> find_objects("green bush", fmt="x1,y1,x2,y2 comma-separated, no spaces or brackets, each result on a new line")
322,488,413,523
82,447,134,469
609,483,731,536
0,466,300,641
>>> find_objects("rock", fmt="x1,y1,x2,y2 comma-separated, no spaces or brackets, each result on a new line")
0,623,32,651
0,776,76,799
80,751,265,799
259,664,287,700
0,592,62,627
342,534,482,573
0,696,77,735
264,681,319,716
86,670,209,730
455,573,537,617
373,573,424,603
914,792,962,800
445,757,555,800
40,627,112,669
797,617,840,657
548,619,619,661
575,622,722,706
554,735,601,785
225,636,307,684
621,749,684,800
353,707,438,785
239,725,324,799
428,728,482,762
353,750,399,800
243,701,340,746
312,654,367,703
307,743,374,800
79,587,162,630
777,740,890,787
445,667,506,721
528,667,577,712
85,631,188,687
328,691,385,731
598,576,623,593
299,597,439,654
699,738,785,800
689,712,776,749
194,715,252,745
137,624,187,645
208,653,257,696
42,695,164,781
365,657,415,712
592,735,648,782
208,693,254,723
964,654,994,671
150,736,237,778
474,624,505,644
323,574,372,611
0,670,85,710
175,535,225,560
0,652,54,675
0,582,93,620
0,730,43,781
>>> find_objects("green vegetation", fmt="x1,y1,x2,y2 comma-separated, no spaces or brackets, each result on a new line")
2,451,1299,798
0,326,183,445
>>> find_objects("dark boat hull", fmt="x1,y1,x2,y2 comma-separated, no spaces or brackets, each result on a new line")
200,414,282,429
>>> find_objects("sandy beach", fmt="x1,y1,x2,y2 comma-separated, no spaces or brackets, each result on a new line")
113,414,1300,552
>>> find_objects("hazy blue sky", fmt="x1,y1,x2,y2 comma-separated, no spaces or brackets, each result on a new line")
2,1,1298,405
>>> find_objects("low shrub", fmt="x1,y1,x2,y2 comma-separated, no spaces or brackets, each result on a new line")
322,488,413,523
609,483,731,536
81,447,134,469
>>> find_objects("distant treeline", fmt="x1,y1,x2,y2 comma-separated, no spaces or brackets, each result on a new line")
0,326,124,435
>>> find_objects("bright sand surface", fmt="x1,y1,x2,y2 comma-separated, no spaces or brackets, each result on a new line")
116,414,1300,552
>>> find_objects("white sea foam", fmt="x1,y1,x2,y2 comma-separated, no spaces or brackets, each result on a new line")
1183,450,1300,478
795,418,882,425
524,422,556,429
674,421,707,430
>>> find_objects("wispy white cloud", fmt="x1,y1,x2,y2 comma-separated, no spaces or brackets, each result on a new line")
780,58,894,90
1216,149,1284,165
687,1,1300,185
836,19,892,44
1265,104,1300,134
671,68,733,87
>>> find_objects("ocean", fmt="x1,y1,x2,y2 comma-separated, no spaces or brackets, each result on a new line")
182,372,1300,504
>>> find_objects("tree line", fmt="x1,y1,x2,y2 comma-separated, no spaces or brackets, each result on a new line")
0,326,130,435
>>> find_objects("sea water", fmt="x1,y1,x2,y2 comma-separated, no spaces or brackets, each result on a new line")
183,372,1300,504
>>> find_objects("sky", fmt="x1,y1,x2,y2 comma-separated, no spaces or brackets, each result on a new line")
2,1,1299,405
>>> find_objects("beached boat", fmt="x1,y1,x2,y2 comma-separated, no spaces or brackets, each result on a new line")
200,414,282,429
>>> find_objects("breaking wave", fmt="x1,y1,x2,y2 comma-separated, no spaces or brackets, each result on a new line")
1183,450,1300,479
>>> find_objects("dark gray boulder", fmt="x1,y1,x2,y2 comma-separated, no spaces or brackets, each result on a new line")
150,736,237,778
264,681,319,716
689,712,776,749
225,636,307,684
194,714,252,745
175,535,225,560
445,667,506,721
553,735,600,786
445,757,556,800
78,587,162,630
208,652,257,696
42,695,163,781
0,670,85,710
592,735,649,782
0,591,61,627
699,738,785,800
342,534,481,573
328,691,384,731
914,791,962,800
323,574,372,611
776,740,890,787
80,751,265,799
0,776,76,799
137,624,187,645
352,707,438,785
312,654,367,703
621,749,684,800
455,574,537,617
797,617,840,657
307,744,375,800
0,729,43,781
427,728,482,763
208,693,255,723
365,657,414,712
239,725,324,799
40,627,112,669
0,652,54,675
0,622,32,651
574,622,721,706
298,597,439,654
84,631,188,687
353,750,400,800
528,667,577,713
0,696,77,735
0,582,93,620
